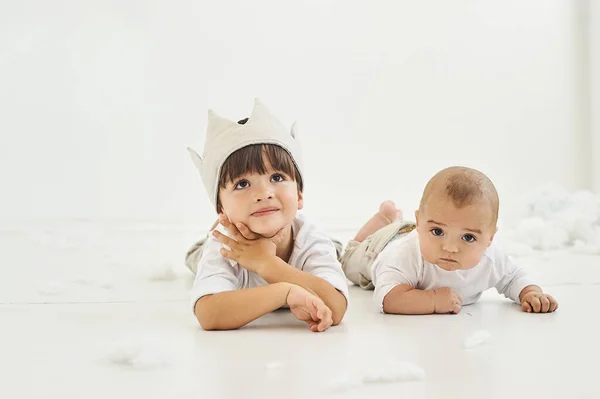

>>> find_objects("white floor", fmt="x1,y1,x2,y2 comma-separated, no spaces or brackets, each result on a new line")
2,223,600,399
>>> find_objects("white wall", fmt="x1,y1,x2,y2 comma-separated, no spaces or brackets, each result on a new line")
592,1,600,193
0,0,593,229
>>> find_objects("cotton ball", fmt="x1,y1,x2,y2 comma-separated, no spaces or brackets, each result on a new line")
514,218,569,250
70,277,113,290
326,373,363,393
511,187,600,253
264,361,283,370
147,263,177,281
572,240,600,255
109,335,170,369
504,241,534,257
362,361,425,383
37,281,67,296
463,330,493,349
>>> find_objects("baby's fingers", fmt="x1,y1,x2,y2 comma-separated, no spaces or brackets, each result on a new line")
522,300,533,313
547,295,558,312
529,296,542,312
539,295,551,313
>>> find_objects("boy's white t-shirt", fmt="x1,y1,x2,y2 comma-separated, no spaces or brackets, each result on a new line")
190,213,350,311
371,230,536,313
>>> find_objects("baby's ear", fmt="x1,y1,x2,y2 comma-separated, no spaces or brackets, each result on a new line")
414,210,420,226
488,226,498,247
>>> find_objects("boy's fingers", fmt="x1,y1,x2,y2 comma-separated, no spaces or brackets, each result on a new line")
212,231,239,248
236,223,258,240
219,248,236,260
522,301,533,313
273,228,286,243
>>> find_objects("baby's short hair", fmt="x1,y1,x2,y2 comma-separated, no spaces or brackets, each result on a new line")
419,166,499,226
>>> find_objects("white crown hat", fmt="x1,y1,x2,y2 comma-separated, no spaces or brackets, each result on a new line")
187,98,304,210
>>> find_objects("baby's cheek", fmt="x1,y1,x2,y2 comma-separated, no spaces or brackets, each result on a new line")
419,241,436,262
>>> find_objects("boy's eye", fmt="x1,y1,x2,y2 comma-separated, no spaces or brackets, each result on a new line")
462,234,476,243
431,228,444,237
271,173,285,183
234,180,250,190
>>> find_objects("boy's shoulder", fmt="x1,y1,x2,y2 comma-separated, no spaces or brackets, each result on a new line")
291,212,333,248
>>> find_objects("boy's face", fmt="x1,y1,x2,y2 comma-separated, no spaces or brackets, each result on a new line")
218,158,303,237
415,194,496,271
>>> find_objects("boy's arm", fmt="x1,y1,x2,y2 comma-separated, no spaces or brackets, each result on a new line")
382,284,462,315
212,222,348,325
195,282,291,330
258,257,348,325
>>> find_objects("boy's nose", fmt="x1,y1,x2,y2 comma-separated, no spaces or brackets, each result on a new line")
253,184,274,202
255,192,274,202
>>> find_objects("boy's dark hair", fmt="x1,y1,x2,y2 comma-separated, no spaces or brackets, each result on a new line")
216,118,303,212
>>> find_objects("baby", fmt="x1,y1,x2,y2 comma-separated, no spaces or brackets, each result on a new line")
341,166,558,314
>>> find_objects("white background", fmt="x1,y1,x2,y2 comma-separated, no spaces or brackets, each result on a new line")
1,0,598,230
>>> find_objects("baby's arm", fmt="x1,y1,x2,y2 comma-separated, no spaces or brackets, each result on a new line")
373,238,462,315
383,285,462,314
493,249,558,313
518,285,559,313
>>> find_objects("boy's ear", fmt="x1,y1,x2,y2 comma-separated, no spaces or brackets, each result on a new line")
414,210,420,226
297,190,304,210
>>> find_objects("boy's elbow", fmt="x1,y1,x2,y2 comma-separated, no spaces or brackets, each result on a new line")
197,315,217,331
332,312,344,326
331,297,348,326
194,297,218,331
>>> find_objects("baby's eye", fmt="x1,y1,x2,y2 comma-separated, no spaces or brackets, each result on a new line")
271,173,285,183
431,228,444,237
234,180,250,190
462,234,476,243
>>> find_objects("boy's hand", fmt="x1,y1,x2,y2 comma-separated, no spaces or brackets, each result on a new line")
286,285,333,332
218,214,262,240
433,287,462,314
521,290,558,313
212,217,285,274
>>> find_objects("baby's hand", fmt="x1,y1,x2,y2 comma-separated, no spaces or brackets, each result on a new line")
521,291,558,313
433,287,462,314
286,285,333,332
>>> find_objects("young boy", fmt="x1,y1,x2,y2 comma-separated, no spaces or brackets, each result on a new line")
185,99,349,331
341,166,558,314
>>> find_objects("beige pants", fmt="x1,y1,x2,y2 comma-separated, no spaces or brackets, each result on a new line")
184,220,344,275
340,221,416,289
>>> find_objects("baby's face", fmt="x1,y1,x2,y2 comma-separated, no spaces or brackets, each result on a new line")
415,195,496,271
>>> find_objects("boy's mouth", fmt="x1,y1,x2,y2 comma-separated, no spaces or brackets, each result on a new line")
251,207,280,217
